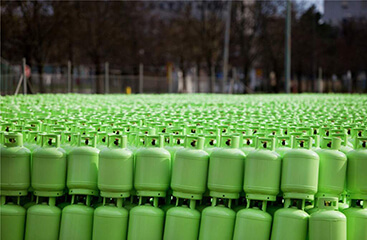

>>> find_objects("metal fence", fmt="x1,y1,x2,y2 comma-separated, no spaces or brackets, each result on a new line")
0,73,171,95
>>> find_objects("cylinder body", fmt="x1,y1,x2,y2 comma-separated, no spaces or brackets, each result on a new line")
32,147,66,196
271,207,309,240
163,206,200,240
25,203,61,240
128,205,165,240
171,148,209,199
92,205,128,240
134,148,171,197
233,208,272,240
208,149,245,199
59,204,94,240
0,203,26,240
309,210,346,240
98,147,133,197
67,147,99,195
198,205,236,240
244,149,281,201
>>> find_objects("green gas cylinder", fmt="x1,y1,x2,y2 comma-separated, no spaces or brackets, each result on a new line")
330,133,353,154
0,133,31,196
233,200,272,240
92,198,128,240
275,136,293,158
198,198,236,240
314,137,347,198
309,197,346,240
60,132,79,154
165,134,185,163
24,131,41,152
342,200,367,240
202,134,219,155
163,199,200,240
244,137,281,201
346,137,367,200
59,195,94,240
96,132,108,150
240,135,257,155
67,135,99,196
25,197,61,240
134,135,171,197
128,197,165,240
282,137,320,200
32,134,67,197
271,199,309,240
0,196,26,240
208,135,245,199
98,135,133,198
171,136,209,200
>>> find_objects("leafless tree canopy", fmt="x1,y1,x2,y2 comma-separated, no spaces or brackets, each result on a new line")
2,1,367,93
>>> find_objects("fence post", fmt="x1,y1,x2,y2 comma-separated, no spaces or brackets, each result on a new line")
68,61,71,93
22,58,27,95
105,62,109,94
139,63,144,93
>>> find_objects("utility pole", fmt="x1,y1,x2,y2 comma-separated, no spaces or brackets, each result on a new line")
22,58,27,95
285,0,291,93
222,0,232,93
105,62,109,94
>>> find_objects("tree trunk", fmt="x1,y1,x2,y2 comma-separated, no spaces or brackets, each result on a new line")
95,58,102,94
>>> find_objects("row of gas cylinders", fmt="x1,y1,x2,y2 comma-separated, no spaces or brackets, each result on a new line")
1,132,367,202
1,130,367,240
2,194,365,240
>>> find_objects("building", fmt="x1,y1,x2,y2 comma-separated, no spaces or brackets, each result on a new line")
324,0,367,25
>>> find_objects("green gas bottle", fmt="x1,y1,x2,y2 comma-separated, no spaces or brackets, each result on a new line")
244,137,281,201
134,135,171,197
342,200,367,240
32,134,67,197
60,132,79,154
282,137,320,200
24,131,42,152
163,199,200,240
240,135,257,155
330,132,353,154
198,198,236,240
0,133,31,196
314,137,347,198
0,196,26,240
96,132,108,150
128,197,165,240
67,135,99,196
165,134,186,163
92,198,128,240
59,195,94,240
271,199,309,240
0,131,6,149
208,135,245,199
98,134,133,198
346,137,367,200
202,134,219,155
233,200,272,240
171,136,209,200
309,197,346,240
25,197,61,240
275,136,293,158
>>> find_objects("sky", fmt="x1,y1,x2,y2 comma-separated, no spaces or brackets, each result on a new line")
301,0,324,13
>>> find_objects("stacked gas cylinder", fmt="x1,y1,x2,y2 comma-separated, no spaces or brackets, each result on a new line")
1,94,367,240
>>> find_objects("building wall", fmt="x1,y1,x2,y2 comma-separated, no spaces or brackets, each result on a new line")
324,0,367,25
